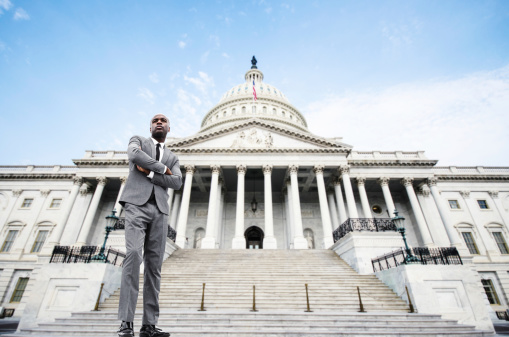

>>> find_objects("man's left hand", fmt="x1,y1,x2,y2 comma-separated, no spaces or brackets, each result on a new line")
137,165,150,175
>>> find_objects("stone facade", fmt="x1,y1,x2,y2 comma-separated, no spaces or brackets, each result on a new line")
0,63,508,328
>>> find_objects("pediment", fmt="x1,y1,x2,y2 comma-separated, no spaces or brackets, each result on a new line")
167,119,351,152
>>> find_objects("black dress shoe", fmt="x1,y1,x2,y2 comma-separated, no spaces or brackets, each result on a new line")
117,321,134,337
140,324,170,337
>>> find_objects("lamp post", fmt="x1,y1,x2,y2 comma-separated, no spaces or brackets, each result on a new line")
392,209,419,263
91,209,119,262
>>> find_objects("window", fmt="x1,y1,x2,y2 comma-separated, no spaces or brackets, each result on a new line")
482,279,501,305
10,277,29,303
21,198,33,208
272,108,276,115
448,200,460,209
30,230,49,253
49,198,62,209
252,106,256,114
493,232,509,254
478,200,489,209
232,108,236,115
1,230,18,252
223,111,226,117
242,106,246,113
462,232,480,254
263,106,267,113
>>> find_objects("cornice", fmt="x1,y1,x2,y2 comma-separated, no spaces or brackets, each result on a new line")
169,148,349,154
201,114,308,133
348,160,438,167
72,159,129,166
436,175,509,181
169,118,350,149
0,173,75,180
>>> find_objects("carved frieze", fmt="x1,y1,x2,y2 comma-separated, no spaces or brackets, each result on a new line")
231,128,274,149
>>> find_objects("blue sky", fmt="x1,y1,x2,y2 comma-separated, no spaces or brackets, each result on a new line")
1,0,509,166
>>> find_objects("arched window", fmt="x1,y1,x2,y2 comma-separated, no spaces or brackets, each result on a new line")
232,108,236,115
223,111,227,117
263,106,267,114
242,106,246,113
272,108,276,115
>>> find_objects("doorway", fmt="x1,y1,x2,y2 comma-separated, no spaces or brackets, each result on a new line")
245,226,264,249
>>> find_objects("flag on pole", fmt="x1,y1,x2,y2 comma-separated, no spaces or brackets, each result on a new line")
252,80,257,101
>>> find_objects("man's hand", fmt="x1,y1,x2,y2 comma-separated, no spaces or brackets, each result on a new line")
165,167,173,175
137,165,150,175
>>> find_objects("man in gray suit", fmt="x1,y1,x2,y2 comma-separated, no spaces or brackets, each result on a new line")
117,114,183,337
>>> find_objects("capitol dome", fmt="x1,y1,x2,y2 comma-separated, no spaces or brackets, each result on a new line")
199,57,308,133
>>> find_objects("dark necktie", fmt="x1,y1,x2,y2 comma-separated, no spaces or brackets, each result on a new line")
156,143,161,161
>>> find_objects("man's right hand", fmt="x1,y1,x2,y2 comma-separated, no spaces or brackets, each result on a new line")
165,167,173,175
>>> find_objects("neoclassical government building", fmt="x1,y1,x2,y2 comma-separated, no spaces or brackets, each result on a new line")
0,59,508,332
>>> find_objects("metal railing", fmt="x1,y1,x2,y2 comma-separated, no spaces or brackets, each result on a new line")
372,247,463,272
114,218,177,242
333,218,396,242
496,311,509,321
50,245,126,266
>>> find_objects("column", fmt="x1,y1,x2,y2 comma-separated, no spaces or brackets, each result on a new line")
289,165,307,249
460,190,498,257
401,177,434,247
169,192,181,229
339,165,358,218
378,177,395,217
232,165,247,249
285,180,294,248
76,177,108,246
14,189,51,255
202,165,220,249
176,165,195,248
216,180,224,248
314,165,334,248
427,178,462,247
113,176,128,216
0,189,23,229
488,191,508,227
333,179,348,224
166,188,175,223
47,177,83,246
263,165,277,249
356,177,372,218
327,190,340,230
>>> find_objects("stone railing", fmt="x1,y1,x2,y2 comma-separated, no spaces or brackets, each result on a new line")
0,165,77,173
332,218,396,242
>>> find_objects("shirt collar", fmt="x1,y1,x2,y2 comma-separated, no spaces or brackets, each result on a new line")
150,137,164,147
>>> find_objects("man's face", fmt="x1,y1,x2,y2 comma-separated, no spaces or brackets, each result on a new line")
150,114,170,139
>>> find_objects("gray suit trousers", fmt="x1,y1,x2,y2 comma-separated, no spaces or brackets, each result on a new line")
118,201,168,325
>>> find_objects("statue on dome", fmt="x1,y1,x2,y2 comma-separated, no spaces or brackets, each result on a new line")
251,55,257,69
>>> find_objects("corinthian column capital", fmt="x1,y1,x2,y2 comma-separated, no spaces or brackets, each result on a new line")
96,176,108,186
313,165,325,175
356,177,366,185
401,177,413,187
210,165,221,175
262,164,273,175
236,164,247,175
288,165,299,175
377,177,390,186
73,176,84,186
339,165,350,175
120,176,128,185
185,165,196,174
427,177,438,187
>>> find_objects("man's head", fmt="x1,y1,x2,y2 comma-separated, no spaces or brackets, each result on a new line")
150,114,170,141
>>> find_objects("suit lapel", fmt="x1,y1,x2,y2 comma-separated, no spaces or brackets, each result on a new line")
161,144,170,164
146,137,155,159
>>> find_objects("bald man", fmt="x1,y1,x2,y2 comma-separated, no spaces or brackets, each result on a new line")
117,114,182,337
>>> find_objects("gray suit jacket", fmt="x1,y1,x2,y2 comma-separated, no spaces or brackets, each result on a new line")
119,135,183,215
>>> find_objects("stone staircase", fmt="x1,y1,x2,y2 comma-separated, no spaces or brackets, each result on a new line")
6,249,491,336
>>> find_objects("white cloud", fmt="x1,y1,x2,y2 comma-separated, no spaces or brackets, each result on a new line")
305,66,509,166
149,72,159,83
0,0,12,14
184,71,214,95
137,88,155,104
381,21,413,46
265,7,272,14
222,52,230,58
13,7,29,20
178,41,186,49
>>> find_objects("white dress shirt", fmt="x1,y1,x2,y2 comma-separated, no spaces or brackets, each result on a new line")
147,137,167,179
